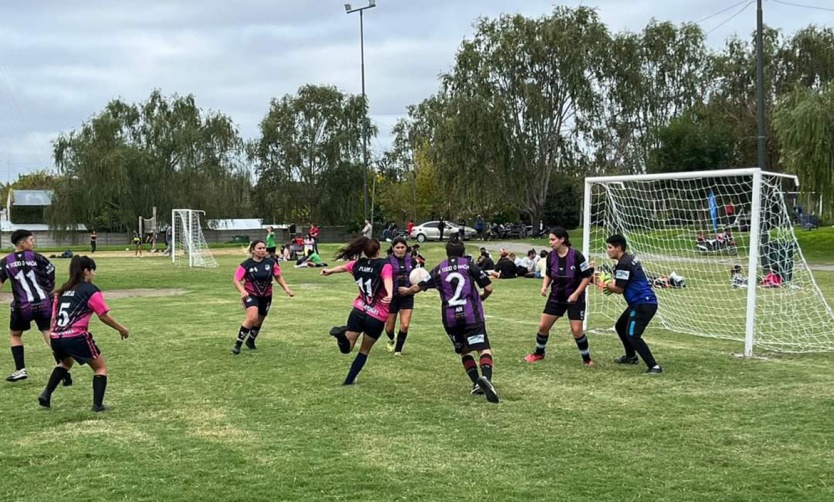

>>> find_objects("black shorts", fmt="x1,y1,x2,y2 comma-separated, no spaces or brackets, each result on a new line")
616,303,658,339
243,295,272,317
388,295,414,314
346,308,386,340
10,306,52,332
443,323,491,354
543,297,586,321
266,246,277,254
51,333,101,365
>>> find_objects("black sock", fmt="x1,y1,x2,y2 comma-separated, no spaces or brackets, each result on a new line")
344,353,368,385
394,330,408,353
43,366,68,397
236,326,250,346
461,355,479,384
630,338,658,368
617,330,636,358
249,327,261,341
574,334,591,362
11,345,24,370
92,375,107,408
385,330,395,342
534,333,549,355
479,353,493,382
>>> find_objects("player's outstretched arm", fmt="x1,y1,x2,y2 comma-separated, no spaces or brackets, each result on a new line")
276,274,294,297
320,265,348,276
398,284,421,296
98,313,129,340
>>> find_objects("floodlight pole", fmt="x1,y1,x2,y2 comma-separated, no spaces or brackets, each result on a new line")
346,1,376,226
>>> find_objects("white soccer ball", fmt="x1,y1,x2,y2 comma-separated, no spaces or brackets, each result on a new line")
125,248,130,251
409,267,430,285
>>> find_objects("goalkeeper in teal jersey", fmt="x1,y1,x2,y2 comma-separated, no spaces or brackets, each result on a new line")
597,234,663,374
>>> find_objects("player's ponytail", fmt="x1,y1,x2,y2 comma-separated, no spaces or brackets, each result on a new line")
335,236,381,260
56,255,96,296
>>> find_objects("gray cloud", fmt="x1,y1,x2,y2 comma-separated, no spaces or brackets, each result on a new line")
0,0,828,181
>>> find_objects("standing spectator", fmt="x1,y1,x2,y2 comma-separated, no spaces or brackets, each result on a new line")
438,216,446,241
475,215,484,239
457,217,466,241
90,230,97,254
310,223,320,254
289,222,297,239
725,200,735,226
265,226,277,259
406,220,414,238
362,219,373,239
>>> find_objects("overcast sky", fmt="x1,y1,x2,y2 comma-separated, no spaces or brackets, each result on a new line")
0,0,830,181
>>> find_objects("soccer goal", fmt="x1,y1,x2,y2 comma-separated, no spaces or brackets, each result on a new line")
171,209,218,268
582,168,834,356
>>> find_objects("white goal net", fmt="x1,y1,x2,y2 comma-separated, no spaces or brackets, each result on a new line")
172,209,218,268
583,168,834,355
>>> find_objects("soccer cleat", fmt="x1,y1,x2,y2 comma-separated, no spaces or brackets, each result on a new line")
582,359,595,367
386,339,395,352
645,366,663,375
524,353,545,363
329,326,351,354
245,339,257,350
614,355,639,365
231,344,241,355
6,368,28,382
91,404,109,413
38,393,51,408
477,376,500,404
62,372,73,387
394,352,403,357
470,383,484,396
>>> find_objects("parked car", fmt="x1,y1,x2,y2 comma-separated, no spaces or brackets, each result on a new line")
410,221,477,242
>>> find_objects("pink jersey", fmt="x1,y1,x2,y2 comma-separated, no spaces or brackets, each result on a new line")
346,259,393,322
51,283,110,338
236,257,282,297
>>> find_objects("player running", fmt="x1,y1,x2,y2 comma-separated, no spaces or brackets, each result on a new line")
0,229,71,385
232,240,294,354
399,239,499,403
524,227,594,366
322,236,393,385
384,237,417,356
597,234,663,374
38,256,129,412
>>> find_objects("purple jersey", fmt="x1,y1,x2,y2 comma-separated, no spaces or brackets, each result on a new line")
389,254,414,296
546,248,593,302
420,257,491,328
0,251,55,310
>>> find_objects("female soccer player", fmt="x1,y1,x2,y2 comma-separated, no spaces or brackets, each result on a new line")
232,240,294,354
384,237,417,355
524,227,595,366
321,236,393,385
38,256,129,412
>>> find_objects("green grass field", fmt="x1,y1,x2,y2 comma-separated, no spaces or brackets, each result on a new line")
1,241,833,501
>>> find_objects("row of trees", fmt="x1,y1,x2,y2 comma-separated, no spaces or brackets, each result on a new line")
37,7,834,232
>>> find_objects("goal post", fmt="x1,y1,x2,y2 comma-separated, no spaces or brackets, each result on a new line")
583,168,834,356
171,209,218,268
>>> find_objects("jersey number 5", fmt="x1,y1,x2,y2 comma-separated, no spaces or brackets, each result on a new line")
56,303,72,327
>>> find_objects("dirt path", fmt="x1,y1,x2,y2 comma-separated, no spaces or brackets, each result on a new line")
0,288,186,302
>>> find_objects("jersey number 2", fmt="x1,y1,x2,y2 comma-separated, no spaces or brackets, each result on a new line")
445,272,467,306
14,270,47,302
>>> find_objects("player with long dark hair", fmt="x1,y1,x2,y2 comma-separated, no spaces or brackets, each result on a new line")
399,239,499,403
232,240,294,354
384,237,416,355
322,236,393,385
1,229,71,385
38,256,129,412
524,227,595,366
